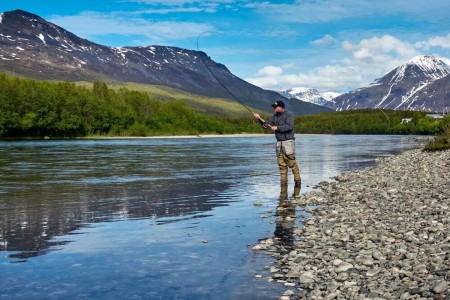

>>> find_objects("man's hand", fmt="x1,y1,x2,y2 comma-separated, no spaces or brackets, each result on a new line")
271,126,277,132
253,111,274,129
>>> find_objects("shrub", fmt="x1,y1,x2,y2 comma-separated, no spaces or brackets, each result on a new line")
423,117,450,152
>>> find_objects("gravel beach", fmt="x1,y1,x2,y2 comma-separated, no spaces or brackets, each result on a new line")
255,149,450,299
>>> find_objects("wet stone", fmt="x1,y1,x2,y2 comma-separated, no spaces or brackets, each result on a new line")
255,149,450,299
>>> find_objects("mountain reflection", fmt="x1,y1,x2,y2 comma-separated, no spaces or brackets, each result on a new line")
1,175,231,260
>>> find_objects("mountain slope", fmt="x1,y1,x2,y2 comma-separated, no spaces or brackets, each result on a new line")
326,56,450,112
0,9,329,115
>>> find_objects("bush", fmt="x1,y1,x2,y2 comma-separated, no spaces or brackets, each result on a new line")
423,117,450,152
126,122,149,137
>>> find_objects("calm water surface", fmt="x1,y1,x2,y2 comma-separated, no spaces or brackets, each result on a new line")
0,135,424,299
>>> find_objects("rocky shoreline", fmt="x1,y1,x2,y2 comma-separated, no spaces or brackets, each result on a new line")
254,149,450,299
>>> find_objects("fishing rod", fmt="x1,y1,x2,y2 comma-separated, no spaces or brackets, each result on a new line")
196,31,254,114
355,92,391,131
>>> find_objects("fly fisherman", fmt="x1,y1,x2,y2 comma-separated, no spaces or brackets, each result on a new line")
253,101,301,187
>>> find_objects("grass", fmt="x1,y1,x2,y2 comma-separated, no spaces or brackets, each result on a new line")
423,133,450,151
423,122,450,152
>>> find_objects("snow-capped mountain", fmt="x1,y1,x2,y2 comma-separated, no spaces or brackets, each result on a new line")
0,10,330,115
278,87,340,106
326,55,450,112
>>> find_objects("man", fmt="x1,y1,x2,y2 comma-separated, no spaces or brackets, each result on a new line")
253,101,301,187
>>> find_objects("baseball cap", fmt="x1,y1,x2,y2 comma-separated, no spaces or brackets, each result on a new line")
271,100,285,108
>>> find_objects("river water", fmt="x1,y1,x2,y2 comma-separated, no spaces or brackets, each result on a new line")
0,135,424,299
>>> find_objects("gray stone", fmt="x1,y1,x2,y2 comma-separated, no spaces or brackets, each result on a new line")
299,271,315,284
255,149,450,299
366,268,380,277
335,262,353,273
432,280,448,294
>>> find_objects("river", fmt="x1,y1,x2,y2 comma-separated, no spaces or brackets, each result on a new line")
0,135,425,299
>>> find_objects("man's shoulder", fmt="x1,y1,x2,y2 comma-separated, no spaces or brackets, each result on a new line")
283,109,294,117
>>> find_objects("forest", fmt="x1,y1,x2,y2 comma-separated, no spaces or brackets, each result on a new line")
0,73,449,140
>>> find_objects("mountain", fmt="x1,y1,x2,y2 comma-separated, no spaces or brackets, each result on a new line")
0,9,329,115
326,56,450,112
278,87,340,106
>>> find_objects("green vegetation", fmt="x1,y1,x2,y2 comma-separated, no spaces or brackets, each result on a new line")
295,109,445,135
0,74,261,138
423,118,450,151
295,110,450,151
0,73,449,145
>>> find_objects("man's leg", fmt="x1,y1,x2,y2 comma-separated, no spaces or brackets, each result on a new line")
277,153,288,184
286,154,301,186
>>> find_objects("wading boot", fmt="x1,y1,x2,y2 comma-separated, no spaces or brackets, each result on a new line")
293,166,301,188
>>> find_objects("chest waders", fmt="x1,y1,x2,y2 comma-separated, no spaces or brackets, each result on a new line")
276,140,301,186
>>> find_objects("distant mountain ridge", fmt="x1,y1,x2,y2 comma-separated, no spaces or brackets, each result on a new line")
326,56,450,112
0,9,330,115
278,87,341,106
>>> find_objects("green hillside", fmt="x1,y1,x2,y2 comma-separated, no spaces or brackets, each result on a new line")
75,81,255,117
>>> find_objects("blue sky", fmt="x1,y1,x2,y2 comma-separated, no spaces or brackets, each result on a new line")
2,0,450,93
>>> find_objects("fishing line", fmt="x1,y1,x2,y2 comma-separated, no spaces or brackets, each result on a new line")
354,92,391,132
196,31,253,114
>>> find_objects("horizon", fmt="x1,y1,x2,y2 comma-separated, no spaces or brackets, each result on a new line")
1,1,449,94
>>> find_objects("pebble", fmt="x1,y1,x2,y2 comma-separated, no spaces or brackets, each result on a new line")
335,262,353,273
432,281,449,294
253,149,450,299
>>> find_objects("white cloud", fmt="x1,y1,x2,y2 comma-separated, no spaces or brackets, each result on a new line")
252,0,352,23
415,33,450,50
342,35,419,64
257,66,283,76
121,0,204,5
120,0,235,12
137,7,204,14
311,34,337,46
49,11,213,45
253,0,450,23
247,64,364,93
246,35,430,93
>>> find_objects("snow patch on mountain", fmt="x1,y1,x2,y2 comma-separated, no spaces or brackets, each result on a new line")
326,55,450,112
37,33,45,44
278,87,340,106
321,92,341,101
408,55,450,78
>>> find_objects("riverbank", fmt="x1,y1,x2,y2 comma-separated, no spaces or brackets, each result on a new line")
84,133,269,139
258,149,450,299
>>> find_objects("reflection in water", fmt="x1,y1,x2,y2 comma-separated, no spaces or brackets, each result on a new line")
273,184,301,253
0,136,424,261
0,136,425,299
0,179,230,260
0,139,252,260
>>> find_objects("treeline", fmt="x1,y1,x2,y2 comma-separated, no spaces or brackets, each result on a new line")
296,109,449,135
0,73,448,138
0,74,261,137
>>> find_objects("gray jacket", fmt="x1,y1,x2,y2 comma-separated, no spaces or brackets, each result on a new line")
266,109,295,141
